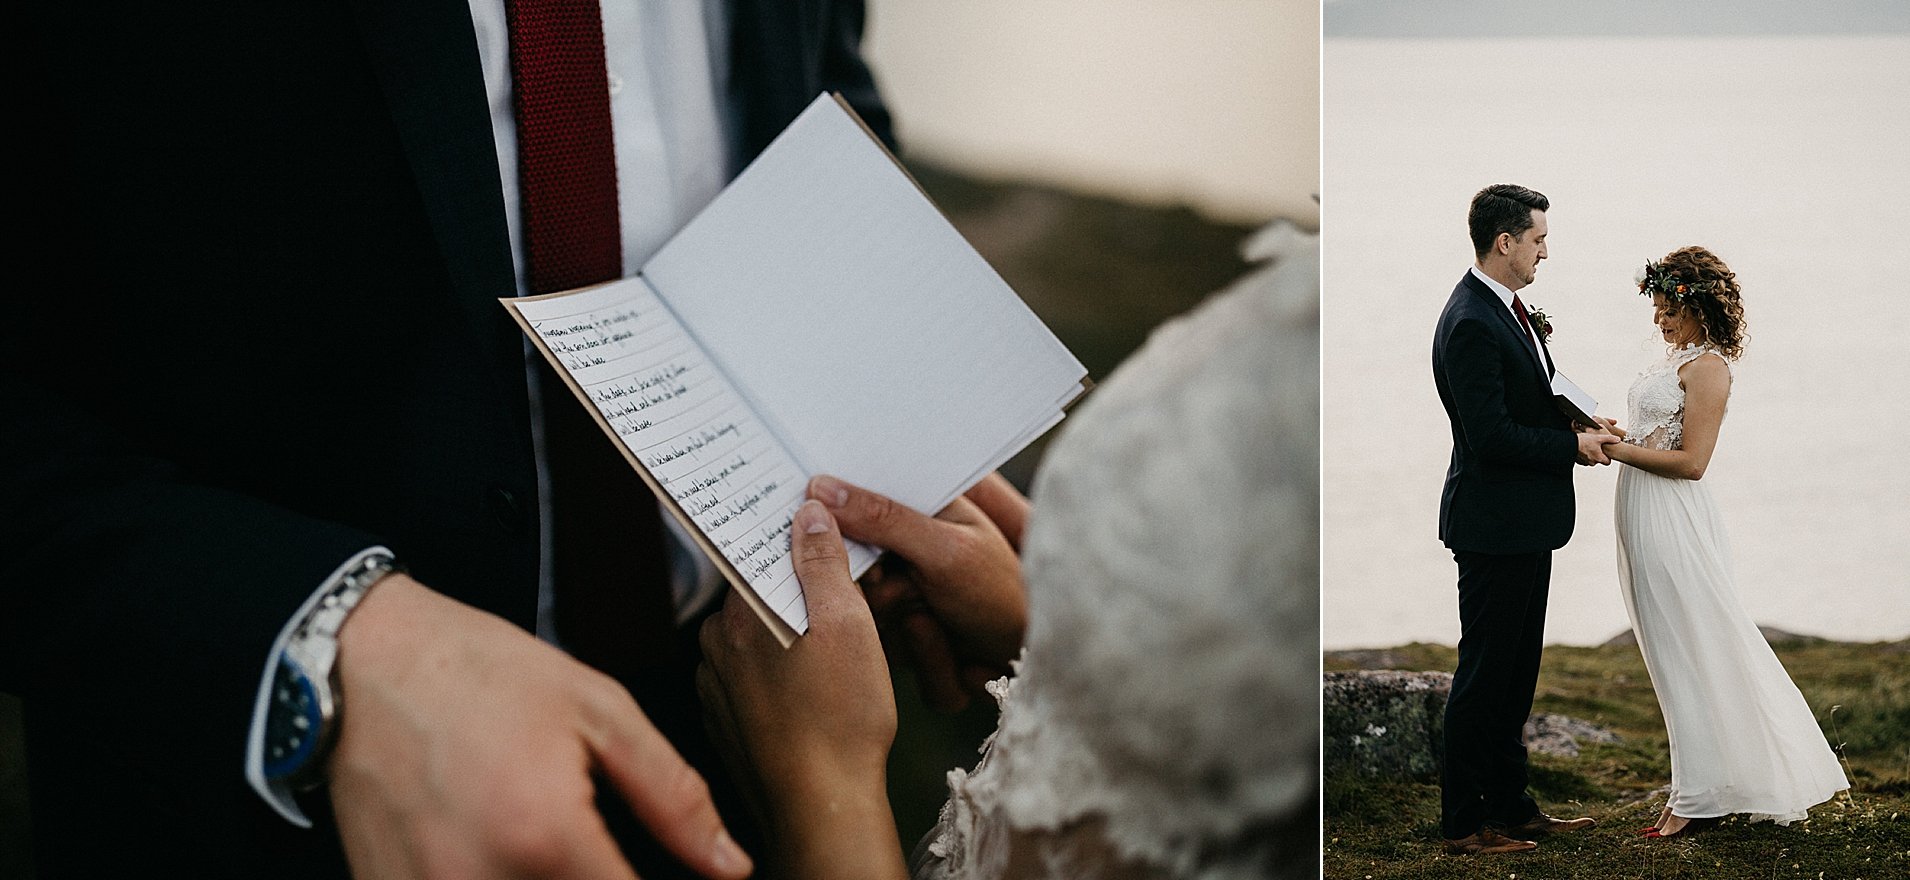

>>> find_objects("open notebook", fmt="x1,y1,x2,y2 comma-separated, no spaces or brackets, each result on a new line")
504,94,1088,647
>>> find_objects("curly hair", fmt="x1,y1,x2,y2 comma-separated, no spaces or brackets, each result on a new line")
1652,245,1747,360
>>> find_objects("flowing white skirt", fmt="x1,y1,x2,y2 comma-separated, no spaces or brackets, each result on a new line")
1615,465,1849,823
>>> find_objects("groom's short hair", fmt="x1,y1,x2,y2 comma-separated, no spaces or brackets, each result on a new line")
1469,184,1549,258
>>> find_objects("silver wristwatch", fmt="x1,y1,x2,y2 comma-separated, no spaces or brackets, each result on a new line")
263,552,399,790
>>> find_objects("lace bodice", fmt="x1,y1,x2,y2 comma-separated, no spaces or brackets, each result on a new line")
910,223,1319,879
1625,344,1730,451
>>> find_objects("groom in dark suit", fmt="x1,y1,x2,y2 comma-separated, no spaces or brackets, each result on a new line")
7,2,890,877
1430,184,1617,855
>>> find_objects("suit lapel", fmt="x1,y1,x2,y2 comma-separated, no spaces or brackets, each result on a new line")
1462,272,1548,380
344,0,520,378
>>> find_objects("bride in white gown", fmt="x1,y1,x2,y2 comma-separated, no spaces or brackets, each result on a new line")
1605,246,1848,838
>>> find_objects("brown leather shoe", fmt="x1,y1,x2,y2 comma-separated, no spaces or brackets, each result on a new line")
1443,828,1540,855
1503,812,1597,840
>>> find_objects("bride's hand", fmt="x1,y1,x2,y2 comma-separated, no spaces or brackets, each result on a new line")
806,473,1028,712
696,500,906,879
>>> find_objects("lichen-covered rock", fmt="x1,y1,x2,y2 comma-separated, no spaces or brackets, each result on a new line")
1522,713,1619,758
1322,670,1452,781
1323,672,1621,778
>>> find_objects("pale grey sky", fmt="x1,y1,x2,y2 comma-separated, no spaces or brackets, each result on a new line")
865,0,1318,226
1325,0,1909,38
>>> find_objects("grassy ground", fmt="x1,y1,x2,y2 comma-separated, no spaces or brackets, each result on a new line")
1324,640,1910,879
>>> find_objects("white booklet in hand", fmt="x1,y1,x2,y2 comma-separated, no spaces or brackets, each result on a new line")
503,94,1088,646
1550,370,1601,429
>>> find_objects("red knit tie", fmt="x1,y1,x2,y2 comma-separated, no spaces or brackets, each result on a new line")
507,0,622,294
507,0,676,678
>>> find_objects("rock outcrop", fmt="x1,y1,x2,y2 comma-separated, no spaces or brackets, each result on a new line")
1323,670,1451,780
1324,670,1621,779
1522,713,1619,758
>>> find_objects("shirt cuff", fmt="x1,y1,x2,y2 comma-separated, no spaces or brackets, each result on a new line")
243,545,393,827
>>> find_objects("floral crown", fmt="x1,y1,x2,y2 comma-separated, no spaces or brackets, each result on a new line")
1635,260,1716,307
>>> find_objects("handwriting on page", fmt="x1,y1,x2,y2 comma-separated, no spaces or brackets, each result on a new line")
518,282,811,633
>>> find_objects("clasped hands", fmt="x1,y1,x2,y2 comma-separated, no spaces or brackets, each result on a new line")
1575,417,1627,465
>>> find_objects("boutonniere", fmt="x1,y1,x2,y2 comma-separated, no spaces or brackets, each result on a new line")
1527,306,1554,343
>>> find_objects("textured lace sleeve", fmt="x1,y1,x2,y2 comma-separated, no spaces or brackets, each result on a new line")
909,670,1184,880
907,223,1320,880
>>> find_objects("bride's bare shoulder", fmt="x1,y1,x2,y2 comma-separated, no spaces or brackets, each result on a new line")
1676,350,1732,392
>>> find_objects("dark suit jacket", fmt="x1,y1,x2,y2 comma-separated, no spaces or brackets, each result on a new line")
4,1,890,874
1431,271,1579,555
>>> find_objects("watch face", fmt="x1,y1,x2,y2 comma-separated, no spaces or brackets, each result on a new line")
263,657,325,782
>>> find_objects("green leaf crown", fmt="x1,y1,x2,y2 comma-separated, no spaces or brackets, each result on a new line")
1635,259,1716,307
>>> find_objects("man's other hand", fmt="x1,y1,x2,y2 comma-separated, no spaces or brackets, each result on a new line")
326,574,752,880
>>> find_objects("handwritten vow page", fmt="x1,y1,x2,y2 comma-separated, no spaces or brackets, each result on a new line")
505,94,1087,646
511,282,815,633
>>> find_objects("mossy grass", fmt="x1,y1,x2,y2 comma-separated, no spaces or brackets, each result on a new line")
1325,639,1910,879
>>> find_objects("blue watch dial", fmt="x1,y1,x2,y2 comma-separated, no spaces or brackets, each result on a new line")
263,657,324,782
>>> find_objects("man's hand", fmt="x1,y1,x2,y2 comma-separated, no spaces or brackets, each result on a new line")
809,473,1028,712
697,501,906,880
327,574,751,880
1575,431,1621,465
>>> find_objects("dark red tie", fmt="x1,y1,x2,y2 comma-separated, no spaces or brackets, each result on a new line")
507,0,623,294
507,0,677,678
1510,294,1540,356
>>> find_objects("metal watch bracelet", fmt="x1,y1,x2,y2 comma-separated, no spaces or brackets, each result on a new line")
277,552,401,790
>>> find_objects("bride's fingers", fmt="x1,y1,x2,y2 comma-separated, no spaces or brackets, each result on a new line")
810,475,961,572
789,500,862,619
961,473,1029,550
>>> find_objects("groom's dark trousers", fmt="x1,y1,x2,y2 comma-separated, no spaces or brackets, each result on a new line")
1443,550,1550,835
1431,271,1580,840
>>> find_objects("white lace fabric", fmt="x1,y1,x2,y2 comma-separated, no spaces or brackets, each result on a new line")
911,223,1320,880
1624,343,1730,451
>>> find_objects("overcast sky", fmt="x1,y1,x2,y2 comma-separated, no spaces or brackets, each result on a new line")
865,0,1318,226
1325,0,1909,38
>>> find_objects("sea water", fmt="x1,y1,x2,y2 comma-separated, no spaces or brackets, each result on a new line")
1322,35,1910,647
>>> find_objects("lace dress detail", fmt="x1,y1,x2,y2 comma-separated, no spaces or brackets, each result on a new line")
909,223,1319,879
1614,345,1848,825
1624,343,1729,451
